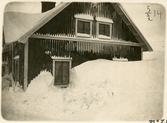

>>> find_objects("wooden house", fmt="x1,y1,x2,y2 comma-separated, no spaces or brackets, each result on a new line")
2,2,153,91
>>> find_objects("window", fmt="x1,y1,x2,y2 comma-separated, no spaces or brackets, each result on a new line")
77,21,90,34
99,24,110,37
75,14,93,37
96,17,113,39
52,57,72,87
54,61,69,85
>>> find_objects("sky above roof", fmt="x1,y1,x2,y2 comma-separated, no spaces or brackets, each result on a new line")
3,2,166,51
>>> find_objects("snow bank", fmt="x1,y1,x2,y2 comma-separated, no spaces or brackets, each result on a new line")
143,51,164,60
2,54,164,121
25,70,53,98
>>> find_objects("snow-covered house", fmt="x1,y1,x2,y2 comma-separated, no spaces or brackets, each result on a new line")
2,2,153,91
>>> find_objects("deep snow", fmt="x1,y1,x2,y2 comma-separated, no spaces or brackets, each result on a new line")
1,51,165,121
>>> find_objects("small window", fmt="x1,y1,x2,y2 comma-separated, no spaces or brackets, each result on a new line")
75,14,93,38
54,61,69,85
97,23,111,39
77,21,90,34
99,24,110,37
96,17,113,39
52,57,72,88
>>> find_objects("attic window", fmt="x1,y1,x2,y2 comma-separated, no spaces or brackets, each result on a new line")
99,24,110,37
96,17,113,39
78,21,90,34
75,14,93,38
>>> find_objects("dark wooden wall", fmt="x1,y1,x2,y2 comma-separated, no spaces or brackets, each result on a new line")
28,2,142,83
27,38,141,83
28,38,52,83
13,43,24,86
36,2,138,43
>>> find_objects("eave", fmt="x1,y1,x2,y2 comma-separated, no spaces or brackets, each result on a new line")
30,34,141,47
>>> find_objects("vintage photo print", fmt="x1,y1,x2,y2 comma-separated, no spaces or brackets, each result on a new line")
1,0,166,122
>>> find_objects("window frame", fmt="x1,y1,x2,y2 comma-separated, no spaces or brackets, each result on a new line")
52,57,72,87
75,14,93,38
97,22,112,40
96,17,113,40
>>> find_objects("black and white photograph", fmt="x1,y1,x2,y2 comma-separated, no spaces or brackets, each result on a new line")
1,0,166,121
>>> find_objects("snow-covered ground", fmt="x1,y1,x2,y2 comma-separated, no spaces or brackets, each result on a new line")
1,51,165,121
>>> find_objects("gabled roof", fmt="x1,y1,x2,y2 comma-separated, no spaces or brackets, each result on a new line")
3,2,152,51
4,11,49,44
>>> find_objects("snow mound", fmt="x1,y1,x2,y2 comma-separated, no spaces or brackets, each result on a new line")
143,51,164,60
25,71,53,98
2,56,164,121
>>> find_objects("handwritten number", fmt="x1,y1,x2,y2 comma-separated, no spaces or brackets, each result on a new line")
146,5,163,20
145,6,153,21
157,10,162,19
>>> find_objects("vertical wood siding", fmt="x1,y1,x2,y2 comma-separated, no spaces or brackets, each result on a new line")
36,2,138,43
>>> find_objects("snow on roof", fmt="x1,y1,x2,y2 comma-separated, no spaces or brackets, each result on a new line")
3,11,49,43
3,2,70,44
51,56,72,60
96,17,113,23
74,14,94,21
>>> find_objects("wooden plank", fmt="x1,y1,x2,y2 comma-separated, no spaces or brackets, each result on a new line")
24,39,28,91
68,41,70,57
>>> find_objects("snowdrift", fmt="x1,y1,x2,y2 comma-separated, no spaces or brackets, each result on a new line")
1,56,164,121
25,71,53,98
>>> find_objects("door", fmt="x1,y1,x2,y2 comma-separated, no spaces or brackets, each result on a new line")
54,61,69,85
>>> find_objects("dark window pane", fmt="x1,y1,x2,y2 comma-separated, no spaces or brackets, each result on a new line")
63,69,69,77
78,21,84,29
54,61,70,85
55,70,62,76
99,23,110,36
63,62,69,69
99,24,104,35
105,25,110,36
78,21,84,33
84,22,90,34
55,61,62,85
62,77,69,84
84,29,90,34
55,62,62,69
84,22,90,29
55,76,62,85
77,21,90,34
